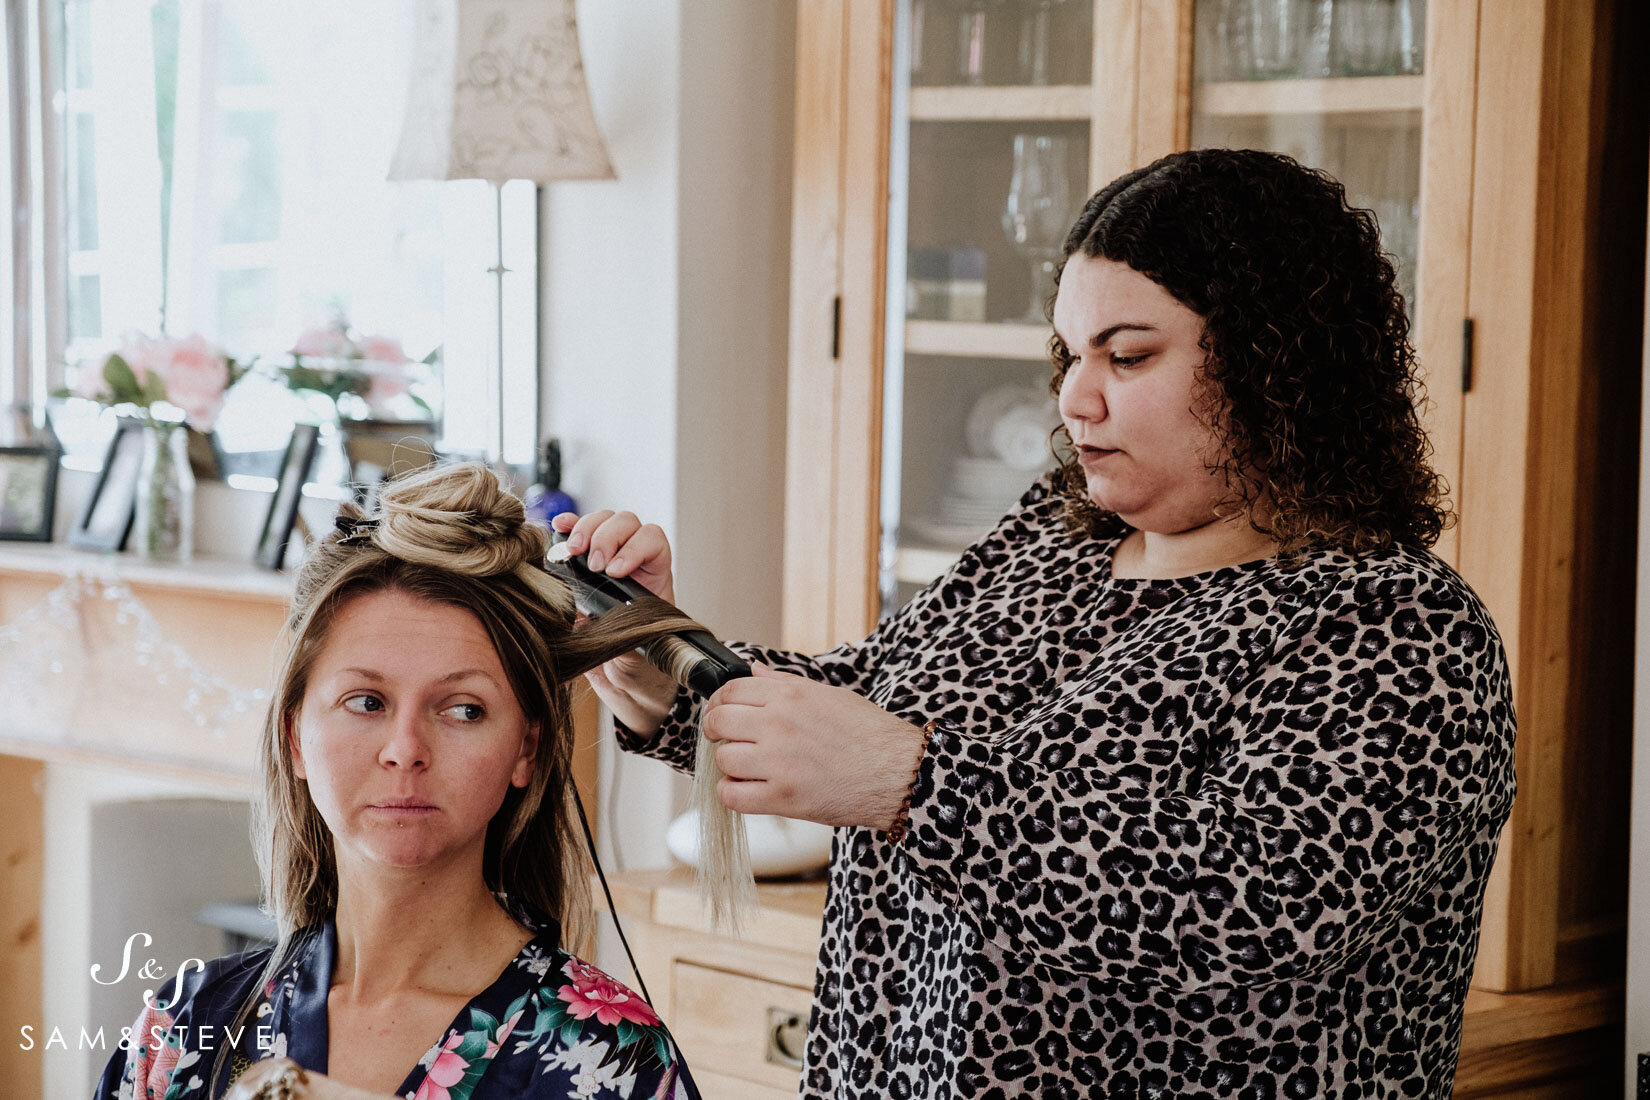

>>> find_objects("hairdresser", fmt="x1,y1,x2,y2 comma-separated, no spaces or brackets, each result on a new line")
556,148,1516,1099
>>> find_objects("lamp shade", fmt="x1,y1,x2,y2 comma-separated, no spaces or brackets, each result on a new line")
389,0,615,184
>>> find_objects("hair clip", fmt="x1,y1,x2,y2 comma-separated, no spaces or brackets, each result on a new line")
334,515,379,546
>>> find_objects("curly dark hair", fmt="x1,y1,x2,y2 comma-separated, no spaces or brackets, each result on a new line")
1047,147,1451,558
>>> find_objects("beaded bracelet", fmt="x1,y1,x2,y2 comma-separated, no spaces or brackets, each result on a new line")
885,720,938,845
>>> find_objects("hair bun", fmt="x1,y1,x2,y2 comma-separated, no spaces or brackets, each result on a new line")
370,462,547,576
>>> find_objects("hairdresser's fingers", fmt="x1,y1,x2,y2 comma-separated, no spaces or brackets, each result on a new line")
586,511,649,573
584,659,675,737
562,509,615,556
700,698,765,743
704,675,783,712
711,739,768,781
605,522,673,592
717,774,775,816
550,512,579,533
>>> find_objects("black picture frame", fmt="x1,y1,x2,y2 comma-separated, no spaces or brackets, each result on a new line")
186,426,229,481
256,423,320,570
69,418,145,552
0,409,62,542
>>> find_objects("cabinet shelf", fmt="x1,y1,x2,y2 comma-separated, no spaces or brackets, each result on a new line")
1196,75,1424,118
908,84,1090,122
904,320,1051,360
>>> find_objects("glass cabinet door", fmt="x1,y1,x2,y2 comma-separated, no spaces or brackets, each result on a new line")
872,0,1451,620
879,0,1095,616
1189,0,1427,307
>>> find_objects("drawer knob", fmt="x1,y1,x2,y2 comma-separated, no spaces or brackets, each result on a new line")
765,1006,807,1070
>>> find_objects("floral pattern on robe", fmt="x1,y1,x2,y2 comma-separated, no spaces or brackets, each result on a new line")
95,921,690,1100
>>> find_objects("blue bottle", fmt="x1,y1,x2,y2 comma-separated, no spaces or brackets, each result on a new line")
524,438,577,527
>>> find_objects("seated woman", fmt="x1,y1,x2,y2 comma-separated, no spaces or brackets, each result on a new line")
96,463,702,1100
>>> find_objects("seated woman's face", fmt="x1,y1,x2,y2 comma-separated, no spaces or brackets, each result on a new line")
290,588,537,873
1053,255,1230,530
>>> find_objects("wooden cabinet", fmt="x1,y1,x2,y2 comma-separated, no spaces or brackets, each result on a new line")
607,870,824,1099
781,0,1644,1079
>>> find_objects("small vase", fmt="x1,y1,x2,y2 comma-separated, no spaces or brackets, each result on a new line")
134,420,195,563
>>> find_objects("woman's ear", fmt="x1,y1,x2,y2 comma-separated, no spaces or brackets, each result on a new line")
286,713,307,780
511,723,539,789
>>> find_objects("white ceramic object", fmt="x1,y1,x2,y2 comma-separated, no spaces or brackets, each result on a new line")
965,385,1036,456
991,403,1055,469
666,808,834,879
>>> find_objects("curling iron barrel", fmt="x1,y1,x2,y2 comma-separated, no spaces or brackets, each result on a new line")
546,531,752,697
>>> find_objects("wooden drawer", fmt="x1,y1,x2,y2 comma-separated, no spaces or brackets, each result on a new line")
671,962,811,1094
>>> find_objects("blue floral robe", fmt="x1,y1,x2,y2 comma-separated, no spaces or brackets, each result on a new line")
94,919,690,1100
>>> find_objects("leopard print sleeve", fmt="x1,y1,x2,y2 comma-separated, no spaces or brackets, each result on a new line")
614,478,1060,774
896,566,1517,989
612,604,943,774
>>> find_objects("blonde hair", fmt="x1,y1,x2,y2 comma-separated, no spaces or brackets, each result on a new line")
256,462,719,938
212,462,746,1094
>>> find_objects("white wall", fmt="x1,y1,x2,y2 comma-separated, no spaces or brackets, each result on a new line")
540,1,796,872
39,766,258,1098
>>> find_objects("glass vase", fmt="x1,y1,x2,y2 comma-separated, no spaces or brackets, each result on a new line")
1001,133,1075,323
134,420,195,563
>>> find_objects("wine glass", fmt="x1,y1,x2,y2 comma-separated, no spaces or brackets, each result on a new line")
1001,133,1075,324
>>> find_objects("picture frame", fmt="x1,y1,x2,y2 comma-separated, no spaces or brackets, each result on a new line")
0,409,62,542
338,419,438,509
255,423,320,570
186,426,229,481
68,417,145,552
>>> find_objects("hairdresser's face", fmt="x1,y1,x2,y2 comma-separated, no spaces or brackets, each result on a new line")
1053,255,1229,531
292,589,536,875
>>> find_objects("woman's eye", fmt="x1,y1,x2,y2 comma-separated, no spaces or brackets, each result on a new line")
443,703,486,723
342,695,383,715
1110,352,1149,367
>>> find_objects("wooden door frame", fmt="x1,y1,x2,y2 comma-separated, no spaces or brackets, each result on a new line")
782,0,892,654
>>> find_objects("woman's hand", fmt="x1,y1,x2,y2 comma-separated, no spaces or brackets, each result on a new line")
225,1058,392,1100
703,663,928,829
550,510,681,738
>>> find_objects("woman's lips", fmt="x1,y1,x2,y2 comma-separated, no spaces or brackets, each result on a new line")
367,799,438,815
1078,446,1120,464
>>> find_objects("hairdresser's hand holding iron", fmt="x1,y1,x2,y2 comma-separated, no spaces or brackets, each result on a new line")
551,509,681,735
553,511,925,828
701,663,927,828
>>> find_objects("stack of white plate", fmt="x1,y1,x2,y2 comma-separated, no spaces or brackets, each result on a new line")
910,386,1057,545
939,456,1037,527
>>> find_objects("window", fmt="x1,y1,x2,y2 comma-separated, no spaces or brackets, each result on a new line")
45,0,539,470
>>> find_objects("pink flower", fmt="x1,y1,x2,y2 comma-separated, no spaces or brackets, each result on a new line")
413,1029,469,1100
158,334,231,431
484,1008,524,1060
364,364,413,410
356,334,412,364
117,332,163,386
71,360,110,400
558,959,661,1028
290,323,355,359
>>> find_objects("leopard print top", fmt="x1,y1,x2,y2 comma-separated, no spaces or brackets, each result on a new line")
618,477,1516,1099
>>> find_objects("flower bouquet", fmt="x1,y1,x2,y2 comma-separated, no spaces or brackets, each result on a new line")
58,332,249,562
64,331,247,432
276,317,435,423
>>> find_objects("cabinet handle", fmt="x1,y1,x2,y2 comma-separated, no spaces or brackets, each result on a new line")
765,1006,807,1070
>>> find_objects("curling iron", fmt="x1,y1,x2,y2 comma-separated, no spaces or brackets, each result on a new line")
546,529,751,697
